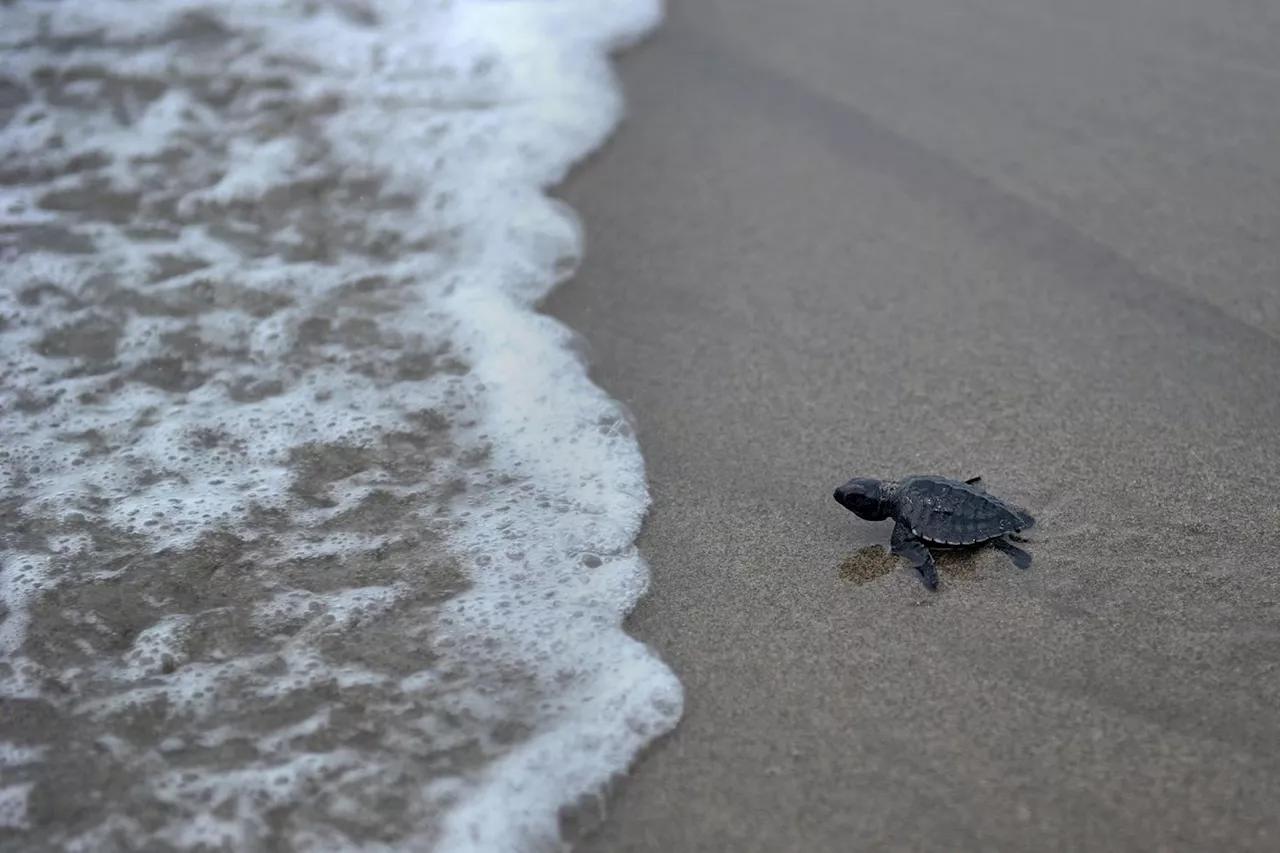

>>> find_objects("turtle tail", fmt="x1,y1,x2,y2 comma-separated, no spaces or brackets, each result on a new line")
1016,509,1036,531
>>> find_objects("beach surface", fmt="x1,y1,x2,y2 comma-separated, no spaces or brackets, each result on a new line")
547,1,1280,850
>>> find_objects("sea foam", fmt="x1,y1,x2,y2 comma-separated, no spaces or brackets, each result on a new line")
0,1,680,850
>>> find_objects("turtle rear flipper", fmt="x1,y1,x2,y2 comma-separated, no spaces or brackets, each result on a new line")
891,520,939,590
992,536,1032,570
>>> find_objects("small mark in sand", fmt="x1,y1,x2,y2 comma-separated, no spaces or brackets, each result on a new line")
838,545,983,586
935,548,981,580
838,546,897,584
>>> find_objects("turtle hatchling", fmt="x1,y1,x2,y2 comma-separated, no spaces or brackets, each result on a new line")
832,474,1035,591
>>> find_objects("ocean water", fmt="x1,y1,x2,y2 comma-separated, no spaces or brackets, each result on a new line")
0,1,681,850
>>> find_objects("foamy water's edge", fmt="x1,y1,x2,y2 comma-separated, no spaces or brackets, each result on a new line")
0,1,681,850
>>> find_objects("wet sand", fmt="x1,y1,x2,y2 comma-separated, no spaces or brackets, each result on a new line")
547,1,1280,850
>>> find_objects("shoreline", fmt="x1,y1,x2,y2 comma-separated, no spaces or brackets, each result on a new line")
549,1,1280,850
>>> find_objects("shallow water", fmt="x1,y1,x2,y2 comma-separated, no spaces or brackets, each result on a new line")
0,1,681,850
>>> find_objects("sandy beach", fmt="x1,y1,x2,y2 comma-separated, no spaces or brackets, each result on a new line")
547,1,1280,850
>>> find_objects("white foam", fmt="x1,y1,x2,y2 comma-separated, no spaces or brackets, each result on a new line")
0,555,53,660
0,784,34,831
251,586,403,636
122,615,193,680
0,742,47,769
0,0,679,849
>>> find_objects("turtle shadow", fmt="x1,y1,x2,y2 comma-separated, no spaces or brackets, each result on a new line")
837,544,984,586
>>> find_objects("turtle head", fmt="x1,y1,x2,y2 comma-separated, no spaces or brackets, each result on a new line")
833,477,894,521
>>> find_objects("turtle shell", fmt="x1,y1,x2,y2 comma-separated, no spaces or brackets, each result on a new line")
896,476,1034,546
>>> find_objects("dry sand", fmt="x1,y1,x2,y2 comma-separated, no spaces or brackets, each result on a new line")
546,1,1280,850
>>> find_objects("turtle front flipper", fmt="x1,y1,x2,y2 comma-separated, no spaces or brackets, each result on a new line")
992,536,1032,569
890,520,939,591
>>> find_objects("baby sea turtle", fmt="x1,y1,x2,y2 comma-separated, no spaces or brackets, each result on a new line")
832,474,1035,591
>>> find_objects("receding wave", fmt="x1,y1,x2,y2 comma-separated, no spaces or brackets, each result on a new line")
0,1,681,850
